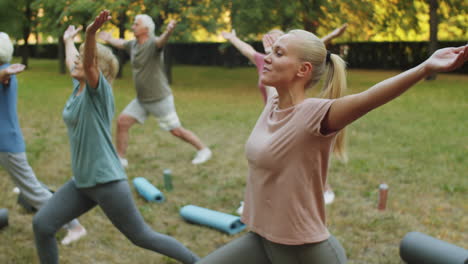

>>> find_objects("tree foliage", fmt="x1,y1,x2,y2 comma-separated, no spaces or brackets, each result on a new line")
229,0,467,41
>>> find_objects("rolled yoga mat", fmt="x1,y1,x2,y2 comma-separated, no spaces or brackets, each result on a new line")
132,177,165,203
180,205,245,235
0,208,8,229
400,231,468,264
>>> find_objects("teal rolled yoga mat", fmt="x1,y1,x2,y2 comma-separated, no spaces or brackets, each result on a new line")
133,177,165,203
400,231,468,264
0,208,8,229
180,205,246,235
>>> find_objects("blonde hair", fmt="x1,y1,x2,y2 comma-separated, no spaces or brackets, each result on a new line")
267,29,284,37
80,43,119,83
288,29,348,162
0,32,14,64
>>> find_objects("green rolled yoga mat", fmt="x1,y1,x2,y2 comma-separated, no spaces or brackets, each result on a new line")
0,208,8,229
400,231,468,264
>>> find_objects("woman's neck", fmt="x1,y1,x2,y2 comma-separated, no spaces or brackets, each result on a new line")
276,83,306,109
77,81,86,95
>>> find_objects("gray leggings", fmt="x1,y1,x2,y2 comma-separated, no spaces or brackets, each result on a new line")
33,179,199,264
197,232,347,264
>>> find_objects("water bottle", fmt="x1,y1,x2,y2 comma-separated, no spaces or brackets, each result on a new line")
378,183,389,210
163,169,173,191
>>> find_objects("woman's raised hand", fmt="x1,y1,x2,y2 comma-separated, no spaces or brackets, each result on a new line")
87,10,112,34
63,25,83,42
221,29,237,41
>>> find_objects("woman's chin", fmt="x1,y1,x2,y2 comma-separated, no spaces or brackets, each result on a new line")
260,77,273,87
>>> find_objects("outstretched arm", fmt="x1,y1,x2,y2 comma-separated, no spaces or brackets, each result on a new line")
0,64,25,85
63,25,82,72
154,20,177,49
221,29,257,65
321,23,348,46
84,10,111,89
322,45,468,134
98,31,126,49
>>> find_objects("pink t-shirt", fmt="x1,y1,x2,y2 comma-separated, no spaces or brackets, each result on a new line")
241,95,337,245
254,52,267,104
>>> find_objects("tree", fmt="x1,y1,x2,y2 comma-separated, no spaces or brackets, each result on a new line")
34,0,101,73
34,0,230,74
427,0,439,80
0,0,38,67
227,0,374,40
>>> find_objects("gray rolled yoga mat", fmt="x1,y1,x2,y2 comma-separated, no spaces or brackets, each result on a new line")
0,208,8,229
400,231,468,264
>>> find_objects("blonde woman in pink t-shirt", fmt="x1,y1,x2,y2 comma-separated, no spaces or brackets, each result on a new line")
222,25,348,212
198,30,467,263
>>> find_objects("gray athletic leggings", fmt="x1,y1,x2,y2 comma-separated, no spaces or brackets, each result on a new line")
33,179,199,264
197,232,347,264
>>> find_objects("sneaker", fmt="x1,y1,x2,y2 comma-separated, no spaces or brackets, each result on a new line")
324,189,335,205
236,201,244,215
192,148,212,165
119,157,128,168
61,225,87,245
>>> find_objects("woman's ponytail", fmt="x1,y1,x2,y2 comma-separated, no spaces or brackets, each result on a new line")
320,53,348,163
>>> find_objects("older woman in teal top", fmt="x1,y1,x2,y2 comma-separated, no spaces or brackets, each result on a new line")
33,10,199,264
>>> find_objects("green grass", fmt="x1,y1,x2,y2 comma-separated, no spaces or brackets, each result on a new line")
0,59,467,264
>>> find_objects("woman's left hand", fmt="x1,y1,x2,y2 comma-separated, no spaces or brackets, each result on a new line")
5,64,26,75
424,45,468,74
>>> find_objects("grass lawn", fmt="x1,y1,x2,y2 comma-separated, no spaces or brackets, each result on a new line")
0,59,466,264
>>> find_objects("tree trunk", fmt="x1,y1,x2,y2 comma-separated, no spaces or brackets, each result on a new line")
58,36,66,74
426,0,438,81
117,10,127,78
164,45,172,84
21,3,32,67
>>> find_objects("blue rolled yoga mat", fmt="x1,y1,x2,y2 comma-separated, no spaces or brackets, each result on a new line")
0,208,8,229
132,177,165,203
400,231,468,264
180,205,245,235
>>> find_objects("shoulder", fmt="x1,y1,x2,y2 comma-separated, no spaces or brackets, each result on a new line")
86,72,111,93
299,98,335,115
303,97,334,107
124,39,136,49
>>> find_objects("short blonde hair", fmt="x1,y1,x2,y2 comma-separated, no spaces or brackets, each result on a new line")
0,32,14,64
80,43,119,83
267,29,284,37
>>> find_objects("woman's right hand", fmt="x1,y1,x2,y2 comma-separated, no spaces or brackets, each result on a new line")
63,25,82,42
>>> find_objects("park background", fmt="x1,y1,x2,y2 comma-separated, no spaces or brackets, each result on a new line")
0,0,467,263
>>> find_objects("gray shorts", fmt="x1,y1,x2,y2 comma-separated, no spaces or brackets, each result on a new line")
122,95,181,131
